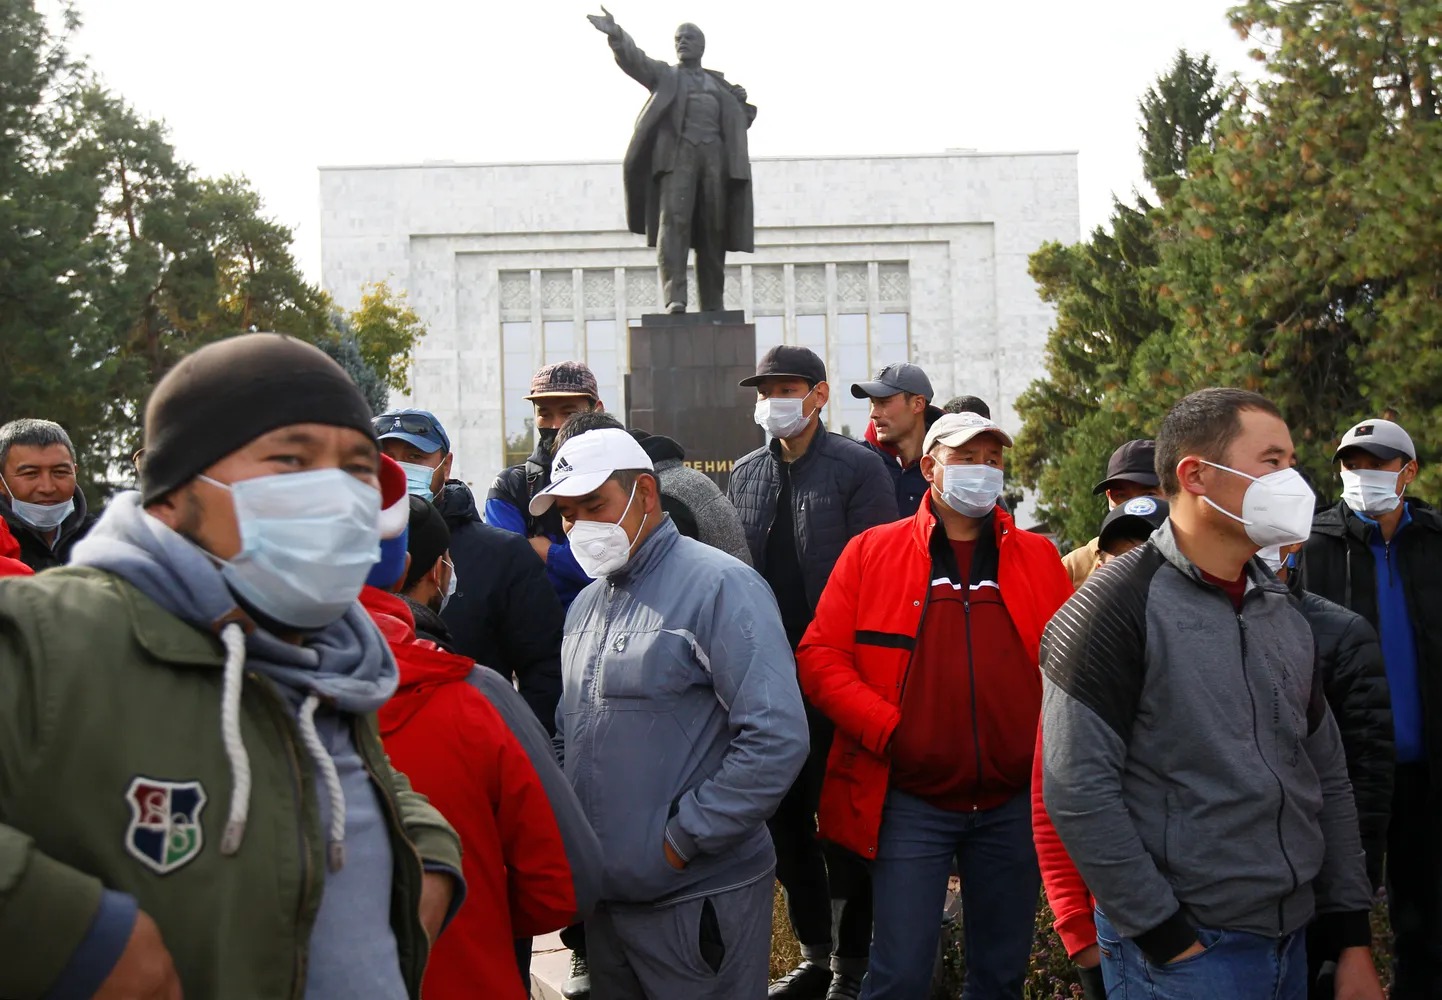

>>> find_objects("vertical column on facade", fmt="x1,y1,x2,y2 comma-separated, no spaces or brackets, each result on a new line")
824,263,840,433
528,269,544,372
572,269,587,361
782,264,797,346
867,262,882,367
613,267,628,415
741,265,755,324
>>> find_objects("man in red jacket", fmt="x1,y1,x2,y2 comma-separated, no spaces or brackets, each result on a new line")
798,411,1073,1000
362,483,603,1000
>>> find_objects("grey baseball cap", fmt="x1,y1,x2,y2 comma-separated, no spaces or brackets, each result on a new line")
1333,418,1416,463
850,362,933,401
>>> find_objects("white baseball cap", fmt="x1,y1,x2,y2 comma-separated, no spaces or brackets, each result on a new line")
922,411,1014,454
529,428,654,515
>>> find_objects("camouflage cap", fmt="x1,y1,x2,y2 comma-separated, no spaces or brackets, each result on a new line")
525,361,599,401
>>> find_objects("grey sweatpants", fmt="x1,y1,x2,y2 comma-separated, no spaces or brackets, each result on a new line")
586,875,774,1000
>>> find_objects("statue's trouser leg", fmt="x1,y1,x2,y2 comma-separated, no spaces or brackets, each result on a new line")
658,144,701,308
693,141,728,313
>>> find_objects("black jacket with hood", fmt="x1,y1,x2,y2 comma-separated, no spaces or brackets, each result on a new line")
435,480,565,735
0,486,97,572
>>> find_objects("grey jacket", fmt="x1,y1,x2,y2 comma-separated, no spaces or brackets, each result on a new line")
558,517,808,905
1040,520,1373,964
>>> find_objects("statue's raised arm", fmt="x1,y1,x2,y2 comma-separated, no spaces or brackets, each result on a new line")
587,6,664,90
585,5,621,38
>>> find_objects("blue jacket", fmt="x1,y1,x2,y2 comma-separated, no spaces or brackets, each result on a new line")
484,444,590,609
558,517,809,904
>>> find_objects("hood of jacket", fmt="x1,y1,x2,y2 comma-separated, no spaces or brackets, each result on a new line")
361,587,474,733
434,479,482,526
864,405,944,467
638,433,686,467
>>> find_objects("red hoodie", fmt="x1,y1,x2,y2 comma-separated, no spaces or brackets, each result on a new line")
0,520,32,577
1032,724,1097,958
362,588,601,1000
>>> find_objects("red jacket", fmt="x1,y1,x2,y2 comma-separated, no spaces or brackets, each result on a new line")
0,520,32,577
1032,725,1096,958
362,588,601,1000
796,497,1073,858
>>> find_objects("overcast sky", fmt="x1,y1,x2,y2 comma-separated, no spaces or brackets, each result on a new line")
62,0,1252,283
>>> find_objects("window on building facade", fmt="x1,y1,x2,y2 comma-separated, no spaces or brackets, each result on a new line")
501,320,534,468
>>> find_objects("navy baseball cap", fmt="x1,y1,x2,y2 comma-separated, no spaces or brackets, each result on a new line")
373,408,450,455
1098,495,1170,555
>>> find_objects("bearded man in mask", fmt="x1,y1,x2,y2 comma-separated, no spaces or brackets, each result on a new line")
0,333,463,1000
535,423,808,999
485,361,605,611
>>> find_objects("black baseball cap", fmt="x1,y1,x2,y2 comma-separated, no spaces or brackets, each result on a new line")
1098,496,1170,555
740,346,827,388
1093,439,1160,495
850,362,933,401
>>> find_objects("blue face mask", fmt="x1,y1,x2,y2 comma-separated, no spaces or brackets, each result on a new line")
199,469,381,630
396,461,437,502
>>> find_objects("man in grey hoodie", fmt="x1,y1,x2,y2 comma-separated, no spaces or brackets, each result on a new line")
534,423,809,1000
1039,388,1382,1000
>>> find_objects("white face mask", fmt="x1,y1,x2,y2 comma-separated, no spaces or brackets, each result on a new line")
566,482,643,579
200,469,381,629
938,464,1005,518
1341,468,1403,516
1,474,75,532
1257,544,1285,574
1200,461,1316,548
754,390,816,440
439,557,458,612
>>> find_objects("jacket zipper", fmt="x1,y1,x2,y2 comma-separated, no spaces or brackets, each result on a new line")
1236,613,1298,932
582,581,622,815
254,675,316,1000
964,597,984,809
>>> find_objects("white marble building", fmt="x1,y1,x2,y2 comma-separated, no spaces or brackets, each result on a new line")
318,150,1079,504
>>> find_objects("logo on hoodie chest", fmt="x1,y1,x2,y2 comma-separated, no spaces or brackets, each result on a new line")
124,776,207,875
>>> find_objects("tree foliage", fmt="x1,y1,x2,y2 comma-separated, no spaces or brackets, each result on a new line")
0,2,425,495
1017,1,1442,546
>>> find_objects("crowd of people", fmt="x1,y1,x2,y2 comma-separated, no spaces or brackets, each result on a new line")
0,331,1434,1000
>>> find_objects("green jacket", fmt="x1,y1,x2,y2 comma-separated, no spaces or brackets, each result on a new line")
0,567,463,999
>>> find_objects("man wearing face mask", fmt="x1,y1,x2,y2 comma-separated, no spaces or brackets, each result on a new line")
1298,417,1442,997
729,345,897,1000
797,411,1073,1000
486,362,606,612
1040,388,1382,1000
0,334,464,999
361,481,604,1000
377,408,565,734
535,425,809,1000
0,418,98,571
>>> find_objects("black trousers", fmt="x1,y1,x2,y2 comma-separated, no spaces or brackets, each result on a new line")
657,138,727,312
1387,762,1442,1000
767,700,874,961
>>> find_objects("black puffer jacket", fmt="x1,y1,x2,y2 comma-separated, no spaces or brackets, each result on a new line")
728,429,898,610
1,487,97,572
1299,498,1442,791
1294,586,1394,889
434,480,565,735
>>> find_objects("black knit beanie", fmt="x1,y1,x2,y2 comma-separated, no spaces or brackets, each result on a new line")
402,494,451,590
142,333,376,504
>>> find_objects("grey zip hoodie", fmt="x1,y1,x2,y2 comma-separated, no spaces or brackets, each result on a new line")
1039,519,1373,964
70,492,409,998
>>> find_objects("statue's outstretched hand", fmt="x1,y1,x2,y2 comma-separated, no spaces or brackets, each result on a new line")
587,5,621,37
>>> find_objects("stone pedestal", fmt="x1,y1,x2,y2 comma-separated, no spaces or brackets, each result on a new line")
626,311,761,492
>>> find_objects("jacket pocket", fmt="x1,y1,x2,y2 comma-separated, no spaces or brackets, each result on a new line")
597,631,697,702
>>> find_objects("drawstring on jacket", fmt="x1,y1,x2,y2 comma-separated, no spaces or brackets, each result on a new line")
218,622,252,857
216,620,348,871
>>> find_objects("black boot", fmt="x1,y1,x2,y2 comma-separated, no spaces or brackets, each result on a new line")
769,961,832,999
